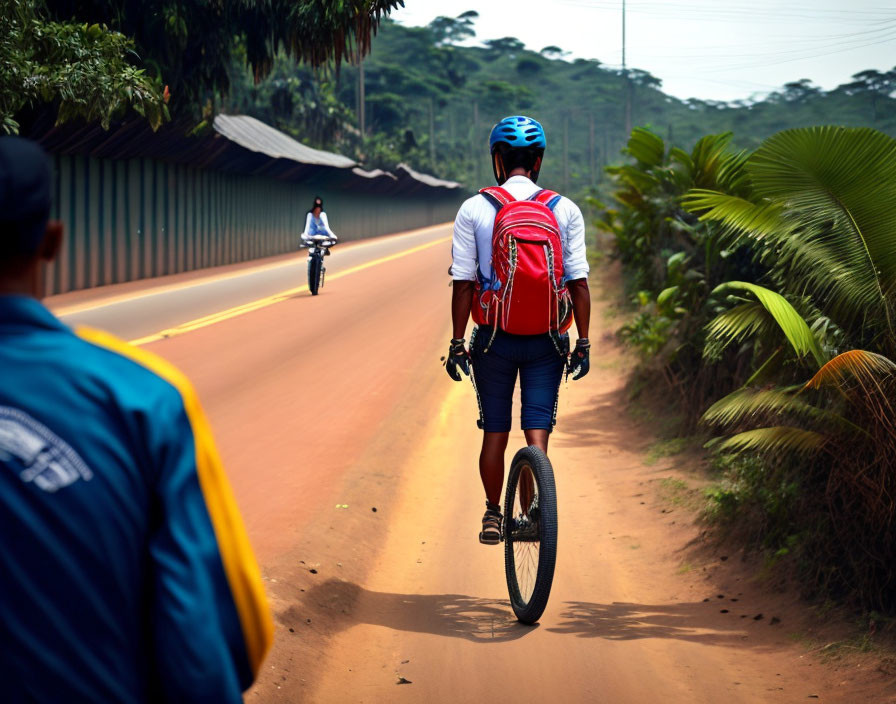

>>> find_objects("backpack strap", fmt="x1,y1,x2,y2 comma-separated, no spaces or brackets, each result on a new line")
529,189,562,211
479,186,516,211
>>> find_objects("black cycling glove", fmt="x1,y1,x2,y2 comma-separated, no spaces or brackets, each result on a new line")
568,338,591,381
444,338,471,381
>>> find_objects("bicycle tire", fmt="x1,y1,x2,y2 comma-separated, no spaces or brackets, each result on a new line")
308,255,322,296
503,445,558,624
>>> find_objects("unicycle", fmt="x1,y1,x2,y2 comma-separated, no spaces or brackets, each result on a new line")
503,445,558,624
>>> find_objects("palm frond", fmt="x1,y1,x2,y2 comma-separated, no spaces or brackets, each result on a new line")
711,426,826,456
710,282,825,366
747,127,896,334
804,349,896,391
743,347,784,387
703,387,866,436
704,302,775,359
704,388,818,428
626,127,665,167
682,190,787,245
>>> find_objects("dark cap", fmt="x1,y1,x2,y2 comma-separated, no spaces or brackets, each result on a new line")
0,137,52,256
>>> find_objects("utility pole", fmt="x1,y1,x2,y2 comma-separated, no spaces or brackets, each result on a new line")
622,0,632,137
429,97,436,170
603,128,610,168
358,58,366,138
589,112,595,186
472,101,480,184
562,111,569,194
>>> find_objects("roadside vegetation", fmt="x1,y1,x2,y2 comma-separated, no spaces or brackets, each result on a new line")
601,123,896,614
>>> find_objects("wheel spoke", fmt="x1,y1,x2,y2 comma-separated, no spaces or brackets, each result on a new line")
509,463,540,604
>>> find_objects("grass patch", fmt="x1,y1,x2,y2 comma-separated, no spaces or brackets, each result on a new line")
657,476,707,512
644,437,690,466
602,304,623,320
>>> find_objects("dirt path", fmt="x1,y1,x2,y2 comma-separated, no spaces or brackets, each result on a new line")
139,233,890,702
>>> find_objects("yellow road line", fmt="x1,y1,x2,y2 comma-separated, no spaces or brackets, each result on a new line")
129,235,452,345
53,223,452,316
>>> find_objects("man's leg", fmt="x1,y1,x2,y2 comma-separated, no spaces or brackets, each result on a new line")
480,431,509,507
518,336,565,516
523,428,550,453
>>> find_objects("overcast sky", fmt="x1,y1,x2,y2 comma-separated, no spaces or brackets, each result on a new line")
393,1,896,102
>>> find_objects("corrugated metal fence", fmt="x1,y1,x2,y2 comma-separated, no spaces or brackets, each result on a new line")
46,154,463,296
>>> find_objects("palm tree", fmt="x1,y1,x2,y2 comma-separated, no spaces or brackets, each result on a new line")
684,127,896,602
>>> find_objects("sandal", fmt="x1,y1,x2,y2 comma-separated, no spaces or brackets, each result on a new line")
479,501,503,545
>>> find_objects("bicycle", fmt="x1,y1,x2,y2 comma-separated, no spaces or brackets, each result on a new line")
300,234,337,296
503,445,558,624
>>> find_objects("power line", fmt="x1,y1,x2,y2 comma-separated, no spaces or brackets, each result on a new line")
696,31,896,73
556,0,896,24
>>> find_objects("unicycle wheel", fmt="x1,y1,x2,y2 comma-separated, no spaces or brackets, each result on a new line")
503,445,557,624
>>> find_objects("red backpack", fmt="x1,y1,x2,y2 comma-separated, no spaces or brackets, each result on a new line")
473,186,573,345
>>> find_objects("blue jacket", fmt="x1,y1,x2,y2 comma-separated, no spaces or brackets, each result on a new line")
0,295,272,703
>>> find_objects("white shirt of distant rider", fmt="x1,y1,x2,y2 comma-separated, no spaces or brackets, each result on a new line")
302,211,337,240
450,175,589,283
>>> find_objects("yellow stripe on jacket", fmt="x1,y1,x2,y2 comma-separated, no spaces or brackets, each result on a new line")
75,326,273,676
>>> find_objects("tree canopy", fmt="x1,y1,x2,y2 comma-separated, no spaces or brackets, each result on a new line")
1,0,167,133
2,0,404,133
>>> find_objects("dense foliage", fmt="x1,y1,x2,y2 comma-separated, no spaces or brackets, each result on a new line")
3,0,403,134
604,125,896,610
228,12,896,194
0,0,167,134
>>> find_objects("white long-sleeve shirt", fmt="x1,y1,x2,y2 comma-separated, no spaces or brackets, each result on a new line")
450,175,589,283
302,211,337,239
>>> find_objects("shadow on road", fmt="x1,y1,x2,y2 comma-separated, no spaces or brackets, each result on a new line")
287,578,535,643
547,600,770,648
552,386,645,452
291,579,766,649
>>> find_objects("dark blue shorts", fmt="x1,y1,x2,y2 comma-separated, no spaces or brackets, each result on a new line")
470,326,567,433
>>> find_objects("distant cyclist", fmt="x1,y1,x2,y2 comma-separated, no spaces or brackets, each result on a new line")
446,115,591,545
301,196,338,245
0,137,272,702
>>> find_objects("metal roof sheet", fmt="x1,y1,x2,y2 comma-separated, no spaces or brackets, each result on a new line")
396,163,462,190
352,166,398,181
213,114,357,169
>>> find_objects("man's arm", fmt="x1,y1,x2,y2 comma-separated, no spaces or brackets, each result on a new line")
149,378,273,702
450,199,478,341
568,277,590,340
73,328,273,703
452,280,474,339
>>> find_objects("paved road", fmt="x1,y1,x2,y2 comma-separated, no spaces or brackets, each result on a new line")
55,225,450,342
51,224,852,702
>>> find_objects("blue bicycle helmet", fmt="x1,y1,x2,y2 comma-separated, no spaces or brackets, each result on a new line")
488,116,546,184
489,115,546,151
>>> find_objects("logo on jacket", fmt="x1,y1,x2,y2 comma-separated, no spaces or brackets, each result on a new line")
0,406,93,492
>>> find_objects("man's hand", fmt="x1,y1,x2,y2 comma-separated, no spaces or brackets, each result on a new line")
444,338,471,381
568,338,590,380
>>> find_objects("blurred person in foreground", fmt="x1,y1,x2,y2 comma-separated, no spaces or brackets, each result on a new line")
0,137,273,703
